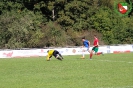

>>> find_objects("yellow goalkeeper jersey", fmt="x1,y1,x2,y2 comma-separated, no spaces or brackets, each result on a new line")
46,50,54,60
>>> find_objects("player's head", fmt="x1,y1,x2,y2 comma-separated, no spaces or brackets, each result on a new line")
94,35,97,39
47,50,49,53
82,37,85,41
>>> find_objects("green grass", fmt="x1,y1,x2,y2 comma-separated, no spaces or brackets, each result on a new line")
0,53,133,88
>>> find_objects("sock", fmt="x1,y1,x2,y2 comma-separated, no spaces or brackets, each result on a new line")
97,52,102,55
82,51,85,57
59,54,63,59
90,53,93,59
57,57,62,61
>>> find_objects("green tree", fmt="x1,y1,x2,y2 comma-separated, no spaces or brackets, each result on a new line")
0,1,45,48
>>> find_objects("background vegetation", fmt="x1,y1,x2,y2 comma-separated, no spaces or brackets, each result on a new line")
0,0,133,48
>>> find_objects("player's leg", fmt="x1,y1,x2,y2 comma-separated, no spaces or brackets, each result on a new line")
90,47,95,59
53,50,62,61
81,47,85,59
95,47,103,55
96,52,103,55
55,50,63,60
90,50,94,59
55,50,64,59
56,55,63,61
87,48,91,53
58,53,64,59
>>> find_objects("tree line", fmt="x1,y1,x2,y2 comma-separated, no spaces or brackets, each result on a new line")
0,0,133,49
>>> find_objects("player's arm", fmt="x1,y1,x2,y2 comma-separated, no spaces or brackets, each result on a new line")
88,41,90,48
97,42,99,47
46,53,51,61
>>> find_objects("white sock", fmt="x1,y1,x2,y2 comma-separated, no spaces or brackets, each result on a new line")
82,51,85,57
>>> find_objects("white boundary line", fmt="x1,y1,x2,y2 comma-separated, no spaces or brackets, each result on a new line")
98,86,133,88
96,60,133,64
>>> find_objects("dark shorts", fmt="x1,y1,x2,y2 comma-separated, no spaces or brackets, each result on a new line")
53,50,60,58
92,47,98,53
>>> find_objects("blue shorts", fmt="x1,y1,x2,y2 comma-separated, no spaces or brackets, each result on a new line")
82,47,89,51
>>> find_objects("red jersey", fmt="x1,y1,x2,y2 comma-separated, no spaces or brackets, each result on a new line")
93,38,99,47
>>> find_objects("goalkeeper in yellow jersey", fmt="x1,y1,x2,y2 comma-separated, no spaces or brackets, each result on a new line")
46,50,63,61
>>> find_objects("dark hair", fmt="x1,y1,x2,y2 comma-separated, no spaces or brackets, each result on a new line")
94,35,97,37
82,37,85,39
47,50,49,53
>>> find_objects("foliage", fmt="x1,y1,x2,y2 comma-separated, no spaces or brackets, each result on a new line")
41,21,68,47
0,1,45,48
0,0,133,48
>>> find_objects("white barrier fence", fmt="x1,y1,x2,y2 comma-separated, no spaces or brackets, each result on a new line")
0,45,133,58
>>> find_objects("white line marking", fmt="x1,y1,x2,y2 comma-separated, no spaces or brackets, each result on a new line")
98,86,133,88
97,60,133,64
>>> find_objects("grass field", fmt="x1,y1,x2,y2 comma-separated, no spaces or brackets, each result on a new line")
0,53,133,88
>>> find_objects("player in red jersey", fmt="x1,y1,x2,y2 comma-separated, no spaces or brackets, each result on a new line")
90,35,103,59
